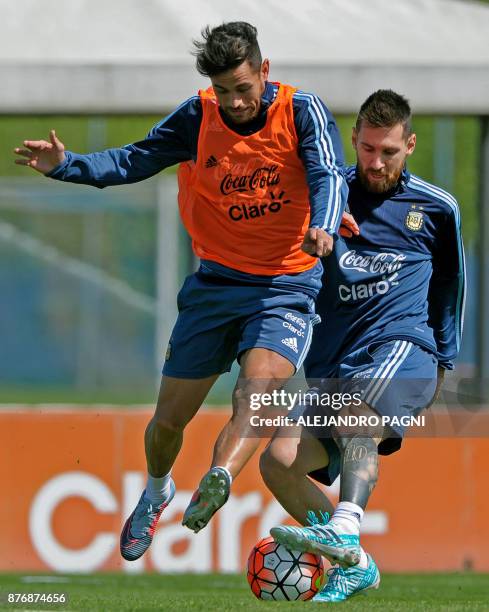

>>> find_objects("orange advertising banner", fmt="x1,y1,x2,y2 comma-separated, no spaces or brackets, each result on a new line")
1,408,488,573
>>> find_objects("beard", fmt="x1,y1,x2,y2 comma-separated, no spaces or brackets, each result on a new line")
357,163,403,194
222,104,259,125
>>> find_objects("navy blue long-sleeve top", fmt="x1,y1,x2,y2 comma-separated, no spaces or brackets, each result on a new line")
48,81,347,235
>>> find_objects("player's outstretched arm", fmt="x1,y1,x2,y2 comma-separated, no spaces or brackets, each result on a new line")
14,130,65,175
12,98,197,188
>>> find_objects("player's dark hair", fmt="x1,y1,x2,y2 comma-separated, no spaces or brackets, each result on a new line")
356,90,412,137
193,22,262,77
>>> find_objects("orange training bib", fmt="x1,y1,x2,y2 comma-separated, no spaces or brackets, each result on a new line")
177,83,316,276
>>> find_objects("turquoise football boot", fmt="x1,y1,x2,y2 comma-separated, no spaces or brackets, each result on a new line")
270,519,361,568
313,554,380,602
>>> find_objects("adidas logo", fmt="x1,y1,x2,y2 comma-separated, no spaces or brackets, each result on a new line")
205,155,218,168
281,337,298,353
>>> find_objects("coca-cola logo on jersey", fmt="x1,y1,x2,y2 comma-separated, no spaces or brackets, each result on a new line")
339,250,406,275
220,165,280,195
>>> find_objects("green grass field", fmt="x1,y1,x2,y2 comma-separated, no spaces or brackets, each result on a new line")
0,573,487,611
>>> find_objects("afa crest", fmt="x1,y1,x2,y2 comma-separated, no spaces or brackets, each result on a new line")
405,210,424,231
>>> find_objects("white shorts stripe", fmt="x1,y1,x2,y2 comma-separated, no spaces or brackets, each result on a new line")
363,341,412,406
363,340,402,402
366,342,414,407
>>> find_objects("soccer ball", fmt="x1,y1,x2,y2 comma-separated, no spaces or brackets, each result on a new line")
247,536,324,601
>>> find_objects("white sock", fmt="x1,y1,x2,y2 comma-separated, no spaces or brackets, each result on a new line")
328,501,364,536
145,472,173,504
213,465,233,485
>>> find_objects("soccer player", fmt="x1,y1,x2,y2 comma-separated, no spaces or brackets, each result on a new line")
261,90,465,601
14,23,348,559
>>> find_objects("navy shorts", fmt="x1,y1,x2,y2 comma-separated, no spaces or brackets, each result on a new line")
294,340,437,485
162,264,320,378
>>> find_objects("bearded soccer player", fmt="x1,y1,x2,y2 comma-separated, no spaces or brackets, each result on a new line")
14,22,348,560
261,90,465,601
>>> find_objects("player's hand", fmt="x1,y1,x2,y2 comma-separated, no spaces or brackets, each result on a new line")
14,130,65,175
301,228,334,257
339,211,360,238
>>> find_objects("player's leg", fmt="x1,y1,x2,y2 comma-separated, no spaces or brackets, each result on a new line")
270,402,381,572
312,344,436,601
182,347,294,533
121,269,237,560
328,402,384,532
324,341,437,543
310,412,382,604
315,405,384,584
259,423,335,525
212,347,295,477
262,418,381,601
182,296,320,533
182,289,320,532
271,342,402,557
120,375,217,561
272,341,437,600
209,301,320,480
145,375,218,478
214,296,320,478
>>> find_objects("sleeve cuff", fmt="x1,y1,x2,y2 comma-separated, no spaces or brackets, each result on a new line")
45,151,72,178
308,225,337,236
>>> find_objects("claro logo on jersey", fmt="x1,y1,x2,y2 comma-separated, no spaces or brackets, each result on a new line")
221,165,292,222
228,190,291,221
338,250,406,302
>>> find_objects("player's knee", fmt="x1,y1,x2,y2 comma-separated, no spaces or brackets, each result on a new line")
260,441,294,487
259,451,283,492
151,407,190,434
232,385,250,407
240,349,293,380
231,385,266,416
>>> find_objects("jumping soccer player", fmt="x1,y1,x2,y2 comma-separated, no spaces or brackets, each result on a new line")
14,22,348,560
261,90,465,601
